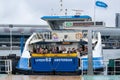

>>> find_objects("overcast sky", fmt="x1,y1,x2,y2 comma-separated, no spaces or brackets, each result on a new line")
0,0,120,27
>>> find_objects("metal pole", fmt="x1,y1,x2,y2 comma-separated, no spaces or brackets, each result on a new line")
20,32,24,54
87,29,94,75
94,0,96,26
9,25,13,54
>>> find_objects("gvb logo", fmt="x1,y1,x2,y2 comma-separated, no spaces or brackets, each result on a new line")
95,0,108,8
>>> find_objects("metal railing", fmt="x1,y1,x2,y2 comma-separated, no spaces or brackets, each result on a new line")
81,60,120,75
108,60,120,75
0,59,12,74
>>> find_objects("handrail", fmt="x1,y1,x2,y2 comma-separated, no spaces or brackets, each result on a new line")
0,59,12,74
81,59,120,75
31,53,77,57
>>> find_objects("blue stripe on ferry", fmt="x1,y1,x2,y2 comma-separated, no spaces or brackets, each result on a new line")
81,57,103,60
81,57,104,70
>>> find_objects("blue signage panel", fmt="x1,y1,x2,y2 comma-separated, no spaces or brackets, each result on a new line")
31,58,53,72
53,58,78,72
31,57,78,72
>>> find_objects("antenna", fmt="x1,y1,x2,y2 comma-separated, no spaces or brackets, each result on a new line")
65,9,67,16
72,9,83,16
60,0,63,12
59,0,64,15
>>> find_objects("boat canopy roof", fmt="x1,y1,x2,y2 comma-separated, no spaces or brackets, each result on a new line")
41,15,91,21
41,15,92,30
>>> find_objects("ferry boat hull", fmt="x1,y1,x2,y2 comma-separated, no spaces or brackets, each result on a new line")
31,57,78,72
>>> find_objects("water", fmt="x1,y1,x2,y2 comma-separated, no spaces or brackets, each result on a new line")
0,75,81,80
0,75,120,80
83,75,120,80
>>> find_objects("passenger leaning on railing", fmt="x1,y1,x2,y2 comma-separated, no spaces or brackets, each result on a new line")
43,48,48,54
59,46,64,53
62,47,67,53
83,46,88,55
78,46,88,56
39,47,43,54
71,48,76,53
52,46,58,53
33,46,36,53
67,48,72,53
76,48,80,58
36,47,39,53
79,47,83,56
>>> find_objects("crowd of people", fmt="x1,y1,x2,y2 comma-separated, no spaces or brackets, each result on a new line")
32,45,88,56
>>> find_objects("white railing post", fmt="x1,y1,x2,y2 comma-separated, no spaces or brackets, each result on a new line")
104,60,108,75
5,60,7,73
10,60,12,73
7,60,10,74
114,60,116,75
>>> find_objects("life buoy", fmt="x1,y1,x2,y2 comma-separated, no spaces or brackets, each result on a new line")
52,33,58,40
75,32,83,39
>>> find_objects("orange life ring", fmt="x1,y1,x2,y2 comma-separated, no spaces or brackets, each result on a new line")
75,32,83,39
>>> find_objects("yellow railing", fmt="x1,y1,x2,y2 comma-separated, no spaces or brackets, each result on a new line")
31,53,77,57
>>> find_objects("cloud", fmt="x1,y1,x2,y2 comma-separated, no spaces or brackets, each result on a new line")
0,0,46,24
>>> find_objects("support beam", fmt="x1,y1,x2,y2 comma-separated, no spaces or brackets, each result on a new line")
9,25,13,54
87,29,93,75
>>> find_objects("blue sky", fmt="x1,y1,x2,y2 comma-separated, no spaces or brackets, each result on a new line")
0,0,120,27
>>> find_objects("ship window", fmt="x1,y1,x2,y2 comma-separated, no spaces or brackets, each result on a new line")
64,35,68,39
48,21,64,30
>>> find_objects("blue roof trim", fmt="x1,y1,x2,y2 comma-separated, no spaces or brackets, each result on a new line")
41,15,91,20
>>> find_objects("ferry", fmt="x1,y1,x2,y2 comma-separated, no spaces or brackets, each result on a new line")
16,15,104,74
